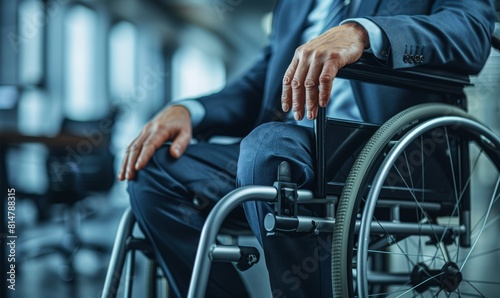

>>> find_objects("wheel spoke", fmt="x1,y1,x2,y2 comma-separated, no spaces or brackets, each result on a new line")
371,216,418,268
391,163,443,268
444,127,460,206
420,135,425,266
462,279,489,297
470,189,500,238
395,272,445,298
367,248,446,261
403,150,416,192
457,246,500,263
427,146,484,267
471,214,500,238
460,176,500,272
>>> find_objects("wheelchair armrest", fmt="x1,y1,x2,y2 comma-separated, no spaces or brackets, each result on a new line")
315,53,475,197
337,55,471,95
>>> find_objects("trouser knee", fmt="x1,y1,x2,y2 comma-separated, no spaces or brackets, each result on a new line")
237,122,315,188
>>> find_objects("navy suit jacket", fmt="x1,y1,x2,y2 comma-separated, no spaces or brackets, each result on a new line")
193,0,495,138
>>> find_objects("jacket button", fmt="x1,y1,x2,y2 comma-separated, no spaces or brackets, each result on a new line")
403,54,409,63
420,55,425,62
409,55,414,63
414,55,420,63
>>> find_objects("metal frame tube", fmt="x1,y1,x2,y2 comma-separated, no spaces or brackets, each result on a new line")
211,246,245,262
315,107,327,198
124,249,135,298
101,207,136,298
188,186,277,298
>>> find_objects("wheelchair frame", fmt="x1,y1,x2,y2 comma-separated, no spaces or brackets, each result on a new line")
101,54,500,298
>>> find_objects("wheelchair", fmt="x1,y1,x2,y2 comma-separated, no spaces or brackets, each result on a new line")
102,44,500,297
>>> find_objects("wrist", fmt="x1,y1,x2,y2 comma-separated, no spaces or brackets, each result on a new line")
169,104,191,119
166,99,205,128
343,22,370,49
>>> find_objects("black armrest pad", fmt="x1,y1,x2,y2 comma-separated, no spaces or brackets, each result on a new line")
338,55,471,95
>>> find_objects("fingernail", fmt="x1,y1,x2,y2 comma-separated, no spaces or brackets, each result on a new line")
294,111,300,120
282,103,289,112
173,146,180,156
307,111,313,119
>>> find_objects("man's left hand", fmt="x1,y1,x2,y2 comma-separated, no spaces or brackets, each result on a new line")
281,23,369,120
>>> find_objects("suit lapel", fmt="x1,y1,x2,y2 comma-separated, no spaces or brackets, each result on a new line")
258,0,315,124
277,0,314,45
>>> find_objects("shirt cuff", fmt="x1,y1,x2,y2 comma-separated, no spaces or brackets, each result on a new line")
341,18,390,60
167,99,206,128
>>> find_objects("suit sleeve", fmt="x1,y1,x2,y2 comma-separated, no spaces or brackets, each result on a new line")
192,45,271,139
366,0,496,74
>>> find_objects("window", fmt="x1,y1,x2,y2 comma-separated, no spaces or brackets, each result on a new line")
171,45,226,100
109,21,136,102
64,5,97,120
18,0,44,86
16,0,49,135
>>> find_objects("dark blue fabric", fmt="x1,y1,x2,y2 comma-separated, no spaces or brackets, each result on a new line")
321,0,349,32
238,123,334,297
128,142,247,298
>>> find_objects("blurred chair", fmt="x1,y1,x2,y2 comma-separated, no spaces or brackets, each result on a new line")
29,107,120,281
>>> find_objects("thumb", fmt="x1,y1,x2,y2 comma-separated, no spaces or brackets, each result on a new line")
170,129,191,158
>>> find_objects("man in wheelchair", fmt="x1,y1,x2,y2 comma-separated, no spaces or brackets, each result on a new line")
117,0,496,297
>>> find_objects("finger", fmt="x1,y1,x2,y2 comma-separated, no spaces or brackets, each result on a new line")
291,59,309,121
318,60,338,107
282,58,298,113
134,143,156,170
135,129,171,169
122,129,152,180
117,152,129,181
170,129,191,159
304,61,322,120
124,142,142,180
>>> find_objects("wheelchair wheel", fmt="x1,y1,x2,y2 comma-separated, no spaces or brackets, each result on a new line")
332,103,500,297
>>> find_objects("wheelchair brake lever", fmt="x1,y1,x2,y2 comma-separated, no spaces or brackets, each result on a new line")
273,161,298,217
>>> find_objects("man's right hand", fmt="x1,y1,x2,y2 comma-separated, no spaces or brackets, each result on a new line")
117,105,192,181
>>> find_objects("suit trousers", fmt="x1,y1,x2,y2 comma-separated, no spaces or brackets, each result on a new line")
128,122,333,298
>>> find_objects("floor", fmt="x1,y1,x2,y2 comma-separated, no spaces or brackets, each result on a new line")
6,185,151,298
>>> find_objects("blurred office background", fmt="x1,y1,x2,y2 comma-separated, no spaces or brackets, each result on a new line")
1,1,273,297
0,1,499,298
